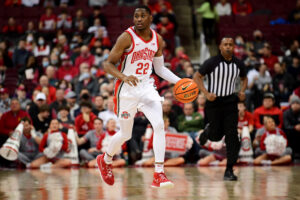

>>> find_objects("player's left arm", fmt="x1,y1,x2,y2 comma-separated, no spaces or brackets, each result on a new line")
153,34,181,84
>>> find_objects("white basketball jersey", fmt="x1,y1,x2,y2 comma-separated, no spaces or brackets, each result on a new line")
117,26,159,79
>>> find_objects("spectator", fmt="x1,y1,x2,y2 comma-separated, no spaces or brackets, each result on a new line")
33,36,50,57
55,0,74,7
234,35,247,60
25,33,35,53
162,99,178,129
0,44,13,69
41,57,50,69
196,0,217,45
286,56,300,85
56,9,72,30
39,7,57,31
262,43,279,75
152,0,173,15
45,66,58,87
65,91,79,121
156,16,175,51
288,0,300,23
88,18,108,38
33,104,51,133
153,3,178,31
0,99,31,146
253,116,292,165
98,96,118,129
75,72,98,97
36,75,57,103
253,93,283,129
177,103,204,138
284,40,300,59
75,101,97,136
75,20,89,39
72,9,88,30
88,6,107,27
163,91,183,116
28,92,47,122
272,63,295,103
13,39,31,69
18,117,43,168
22,0,40,7
57,56,78,81
215,0,231,16
2,17,23,36
5,0,21,6
57,105,73,131
0,88,11,117
196,93,206,118
75,45,95,70
25,21,37,37
92,95,105,116
76,118,103,167
49,52,60,68
50,88,67,115
237,101,254,135
19,56,42,83
89,29,111,49
232,0,252,16
29,119,71,169
251,30,265,56
89,0,107,7
15,85,31,110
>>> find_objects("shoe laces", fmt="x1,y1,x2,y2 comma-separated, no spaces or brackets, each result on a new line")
157,173,168,181
103,163,113,177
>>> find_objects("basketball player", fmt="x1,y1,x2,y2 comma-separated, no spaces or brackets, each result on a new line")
96,5,180,188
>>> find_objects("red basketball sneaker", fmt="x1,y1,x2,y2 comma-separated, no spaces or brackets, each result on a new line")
96,154,114,186
151,172,174,188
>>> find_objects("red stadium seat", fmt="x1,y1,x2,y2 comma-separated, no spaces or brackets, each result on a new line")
120,6,136,18
102,6,121,17
234,15,251,27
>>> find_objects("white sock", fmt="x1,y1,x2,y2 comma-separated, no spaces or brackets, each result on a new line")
104,153,113,164
155,163,164,173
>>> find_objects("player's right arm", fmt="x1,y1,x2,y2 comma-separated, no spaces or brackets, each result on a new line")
193,72,216,101
103,32,138,86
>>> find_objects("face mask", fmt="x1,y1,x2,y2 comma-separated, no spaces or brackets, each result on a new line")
51,60,58,65
103,54,109,60
38,40,44,46
255,36,262,41
27,36,33,43
91,68,97,75
59,84,66,89
42,61,49,67
107,73,113,79
235,39,241,45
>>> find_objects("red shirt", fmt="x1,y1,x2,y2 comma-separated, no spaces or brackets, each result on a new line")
56,64,79,81
0,110,31,135
263,55,279,74
40,14,57,30
89,37,111,49
39,131,69,152
232,1,252,15
260,128,287,151
153,1,173,13
35,85,56,104
2,25,23,34
253,106,283,129
238,111,254,129
74,54,95,70
156,22,175,41
75,112,97,135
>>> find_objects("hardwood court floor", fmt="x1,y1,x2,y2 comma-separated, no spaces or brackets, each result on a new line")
0,166,299,200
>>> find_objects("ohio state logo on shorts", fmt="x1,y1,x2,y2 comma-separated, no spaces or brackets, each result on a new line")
121,111,130,119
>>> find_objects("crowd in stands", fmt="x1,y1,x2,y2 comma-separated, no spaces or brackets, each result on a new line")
0,0,299,169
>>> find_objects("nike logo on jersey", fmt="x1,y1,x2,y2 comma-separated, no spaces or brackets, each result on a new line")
182,83,192,90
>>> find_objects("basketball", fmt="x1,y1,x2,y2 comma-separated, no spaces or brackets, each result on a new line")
173,78,199,103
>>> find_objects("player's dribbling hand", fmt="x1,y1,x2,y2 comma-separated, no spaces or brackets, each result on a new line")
206,93,217,101
238,91,246,101
123,75,138,86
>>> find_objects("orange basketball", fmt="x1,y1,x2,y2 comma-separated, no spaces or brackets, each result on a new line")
173,78,199,103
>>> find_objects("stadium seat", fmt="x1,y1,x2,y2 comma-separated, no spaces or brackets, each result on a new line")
102,6,121,17
120,6,136,18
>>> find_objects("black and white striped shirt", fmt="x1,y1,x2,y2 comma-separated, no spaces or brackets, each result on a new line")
198,54,246,97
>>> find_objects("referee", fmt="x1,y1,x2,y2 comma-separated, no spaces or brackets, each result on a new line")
193,37,248,181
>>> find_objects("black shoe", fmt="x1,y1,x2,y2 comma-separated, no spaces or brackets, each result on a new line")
199,123,210,146
224,169,238,181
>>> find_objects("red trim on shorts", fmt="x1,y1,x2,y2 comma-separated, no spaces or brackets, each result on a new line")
130,27,153,43
114,80,121,115
124,30,135,55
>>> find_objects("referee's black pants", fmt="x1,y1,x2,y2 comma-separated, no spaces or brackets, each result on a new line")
205,94,240,168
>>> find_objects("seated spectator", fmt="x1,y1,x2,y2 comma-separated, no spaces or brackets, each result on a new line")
196,93,206,118
153,3,177,31
162,99,178,129
57,105,73,131
57,56,78,81
288,0,300,23
49,52,60,68
98,96,119,129
88,6,107,27
75,101,97,136
283,95,300,156
25,33,35,52
0,99,31,146
262,43,279,75
35,75,57,103
253,93,283,129
287,56,300,85
72,8,88,30
232,0,252,16
50,89,67,116
25,21,37,37
33,104,51,133
15,85,31,110
55,0,74,7
215,0,231,16
29,119,71,169
196,0,217,45
95,119,126,167
0,88,11,117
0,46,13,69
22,0,40,7
18,117,43,168
234,35,247,60
92,95,105,116
45,66,57,87
75,45,95,70
75,72,98,97
19,56,42,83
13,39,31,69
152,0,173,15
250,30,266,56
156,16,175,51
89,0,107,7
56,9,72,30
88,18,108,38
238,101,254,135
39,7,57,31
5,0,21,6
273,63,295,103
253,116,292,165
284,40,300,60
76,118,103,167
163,90,183,116
89,29,111,49
28,92,47,121
177,103,204,138
33,36,50,57
2,17,23,36
65,91,79,121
